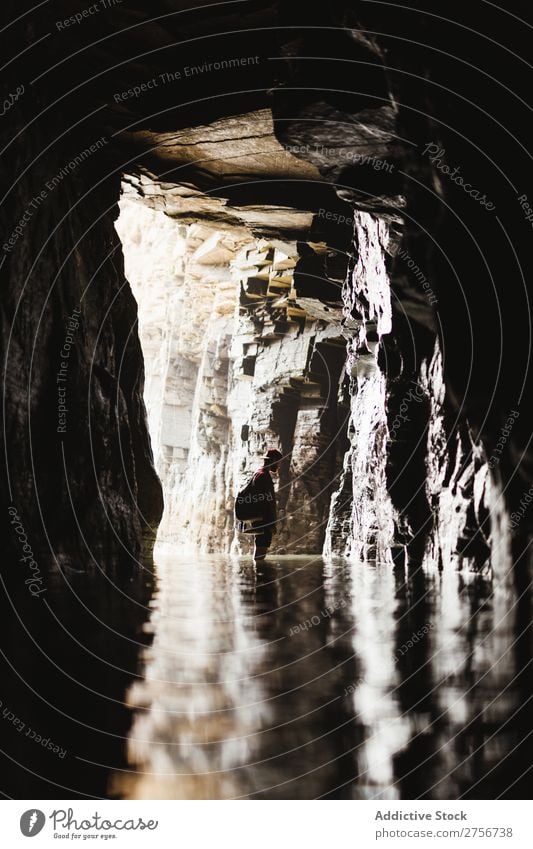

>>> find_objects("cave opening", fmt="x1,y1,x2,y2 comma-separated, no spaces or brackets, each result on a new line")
116,185,355,556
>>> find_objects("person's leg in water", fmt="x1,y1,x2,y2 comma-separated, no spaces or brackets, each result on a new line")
254,528,272,561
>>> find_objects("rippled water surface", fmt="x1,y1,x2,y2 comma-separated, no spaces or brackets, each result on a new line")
117,550,531,799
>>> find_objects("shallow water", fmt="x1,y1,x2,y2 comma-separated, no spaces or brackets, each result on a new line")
116,550,531,799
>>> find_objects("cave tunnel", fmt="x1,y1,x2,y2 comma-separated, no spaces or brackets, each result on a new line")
1,0,532,804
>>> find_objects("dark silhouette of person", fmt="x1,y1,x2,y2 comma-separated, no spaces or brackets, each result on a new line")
251,449,282,561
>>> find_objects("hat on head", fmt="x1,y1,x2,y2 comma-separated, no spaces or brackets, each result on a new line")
262,448,283,463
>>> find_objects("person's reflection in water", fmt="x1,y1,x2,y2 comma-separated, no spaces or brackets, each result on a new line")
249,557,361,798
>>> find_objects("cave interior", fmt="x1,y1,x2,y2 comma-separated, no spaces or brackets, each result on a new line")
1,0,532,800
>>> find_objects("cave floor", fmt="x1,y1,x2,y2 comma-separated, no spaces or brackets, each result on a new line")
113,550,530,800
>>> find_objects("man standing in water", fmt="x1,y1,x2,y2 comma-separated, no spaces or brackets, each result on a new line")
251,448,282,561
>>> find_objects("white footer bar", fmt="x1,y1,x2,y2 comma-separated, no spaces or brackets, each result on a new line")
4,800,529,847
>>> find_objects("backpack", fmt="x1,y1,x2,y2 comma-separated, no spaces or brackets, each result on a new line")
235,476,262,521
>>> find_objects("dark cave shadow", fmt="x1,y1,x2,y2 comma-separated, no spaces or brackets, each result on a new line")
0,559,154,799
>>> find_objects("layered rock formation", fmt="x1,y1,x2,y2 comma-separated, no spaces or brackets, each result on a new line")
118,193,348,553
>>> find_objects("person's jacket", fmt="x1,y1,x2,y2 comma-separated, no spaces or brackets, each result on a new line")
252,468,277,526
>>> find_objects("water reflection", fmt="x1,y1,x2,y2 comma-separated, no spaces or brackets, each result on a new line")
118,549,530,799
0,561,154,798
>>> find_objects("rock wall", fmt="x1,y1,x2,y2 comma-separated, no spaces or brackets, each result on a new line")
325,213,395,561
324,209,509,572
0,136,163,569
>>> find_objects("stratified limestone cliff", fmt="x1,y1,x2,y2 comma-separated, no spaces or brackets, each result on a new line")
118,192,347,553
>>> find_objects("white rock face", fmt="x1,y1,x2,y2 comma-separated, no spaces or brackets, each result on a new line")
115,197,188,461
325,213,396,562
117,198,245,550
324,210,506,573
